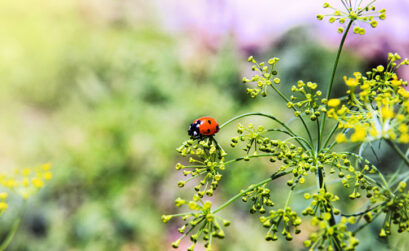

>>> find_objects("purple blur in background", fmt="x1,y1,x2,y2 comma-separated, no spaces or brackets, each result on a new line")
156,0,409,79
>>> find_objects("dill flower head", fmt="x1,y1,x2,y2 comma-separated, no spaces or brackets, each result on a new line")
0,163,52,200
242,57,280,98
176,138,226,197
327,53,409,143
317,0,386,34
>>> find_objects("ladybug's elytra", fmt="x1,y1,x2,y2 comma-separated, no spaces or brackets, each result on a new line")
188,117,219,138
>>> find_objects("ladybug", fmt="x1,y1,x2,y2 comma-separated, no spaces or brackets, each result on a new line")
188,117,219,138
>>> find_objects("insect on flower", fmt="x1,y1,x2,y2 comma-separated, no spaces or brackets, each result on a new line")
188,117,219,139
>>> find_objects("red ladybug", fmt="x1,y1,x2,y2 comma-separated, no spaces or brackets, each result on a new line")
188,117,219,138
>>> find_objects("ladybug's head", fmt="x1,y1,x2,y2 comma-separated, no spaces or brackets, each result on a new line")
188,120,201,138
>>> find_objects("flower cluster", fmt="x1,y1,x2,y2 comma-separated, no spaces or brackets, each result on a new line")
242,57,281,98
304,216,359,251
328,54,409,143
317,0,386,34
232,123,313,185
378,182,409,237
320,152,385,199
290,80,326,121
162,200,230,251
231,123,267,155
0,192,7,215
241,183,274,214
259,207,302,242
0,163,52,200
176,139,227,198
303,188,340,218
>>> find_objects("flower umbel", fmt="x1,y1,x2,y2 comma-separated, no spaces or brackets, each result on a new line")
328,54,409,143
318,0,386,34
242,57,280,98
0,163,52,200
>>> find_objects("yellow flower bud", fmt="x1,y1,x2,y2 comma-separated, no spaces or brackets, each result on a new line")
328,99,341,107
350,126,367,142
335,133,347,143
344,77,359,87
390,80,401,87
381,107,394,119
398,88,409,98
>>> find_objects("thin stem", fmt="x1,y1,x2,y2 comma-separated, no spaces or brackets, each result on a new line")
270,85,313,145
316,165,341,251
270,84,291,105
322,122,339,150
339,152,392,193
221,113,289,133
341,202,385,217
266,128,313,149
316,119,321,152
0,218,20,251
224,153,281,166
297,115,313,146
387,140,409,167
352,211,383,235
320,20,354,146
212,171,290,214
284,189,294,209
220,112,308,150
325,20,353,101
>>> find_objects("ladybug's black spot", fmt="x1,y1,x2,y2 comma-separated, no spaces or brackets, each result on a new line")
216,125,219,132
207,129,211,133
208,120,212,124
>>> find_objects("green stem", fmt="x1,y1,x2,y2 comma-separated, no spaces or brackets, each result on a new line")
224,153,282,166
212,171,290,214
266,128,313,149
339,152,392,193
352,210,383,235
341,202,385,217
316,165,341,251
220,112,308,150
322,122,339,149
270,85,313,145
320,20,353,146
316,119,321,152
284,190,294,209
325,20,353,102
0,218,20,251
387,140,409,167
270,84,291,105
221,113,288,132
299,115,313,147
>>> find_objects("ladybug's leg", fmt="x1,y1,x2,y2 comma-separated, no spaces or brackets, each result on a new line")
209,136,226,159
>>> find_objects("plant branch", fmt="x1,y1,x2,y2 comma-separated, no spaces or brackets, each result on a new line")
320,20,353,146
0,218,20,251
269,84,314,145
220,112,308,150
387,140,409,167
212,171,290,214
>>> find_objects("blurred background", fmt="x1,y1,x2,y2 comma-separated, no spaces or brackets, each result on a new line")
0,0,409,250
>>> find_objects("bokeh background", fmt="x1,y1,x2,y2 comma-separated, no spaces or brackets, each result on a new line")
1,0,409,250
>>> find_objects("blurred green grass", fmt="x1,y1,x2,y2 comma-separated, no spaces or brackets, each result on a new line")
0,0,390,250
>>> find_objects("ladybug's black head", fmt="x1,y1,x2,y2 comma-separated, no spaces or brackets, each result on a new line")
188,121,201,138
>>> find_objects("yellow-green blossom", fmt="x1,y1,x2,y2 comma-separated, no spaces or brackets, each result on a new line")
328,98,341,107
318,0,386,35
328,55,409,143
0,163,52,200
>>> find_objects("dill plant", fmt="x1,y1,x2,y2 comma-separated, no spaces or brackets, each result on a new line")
0,164,52,249
163,1,409,250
